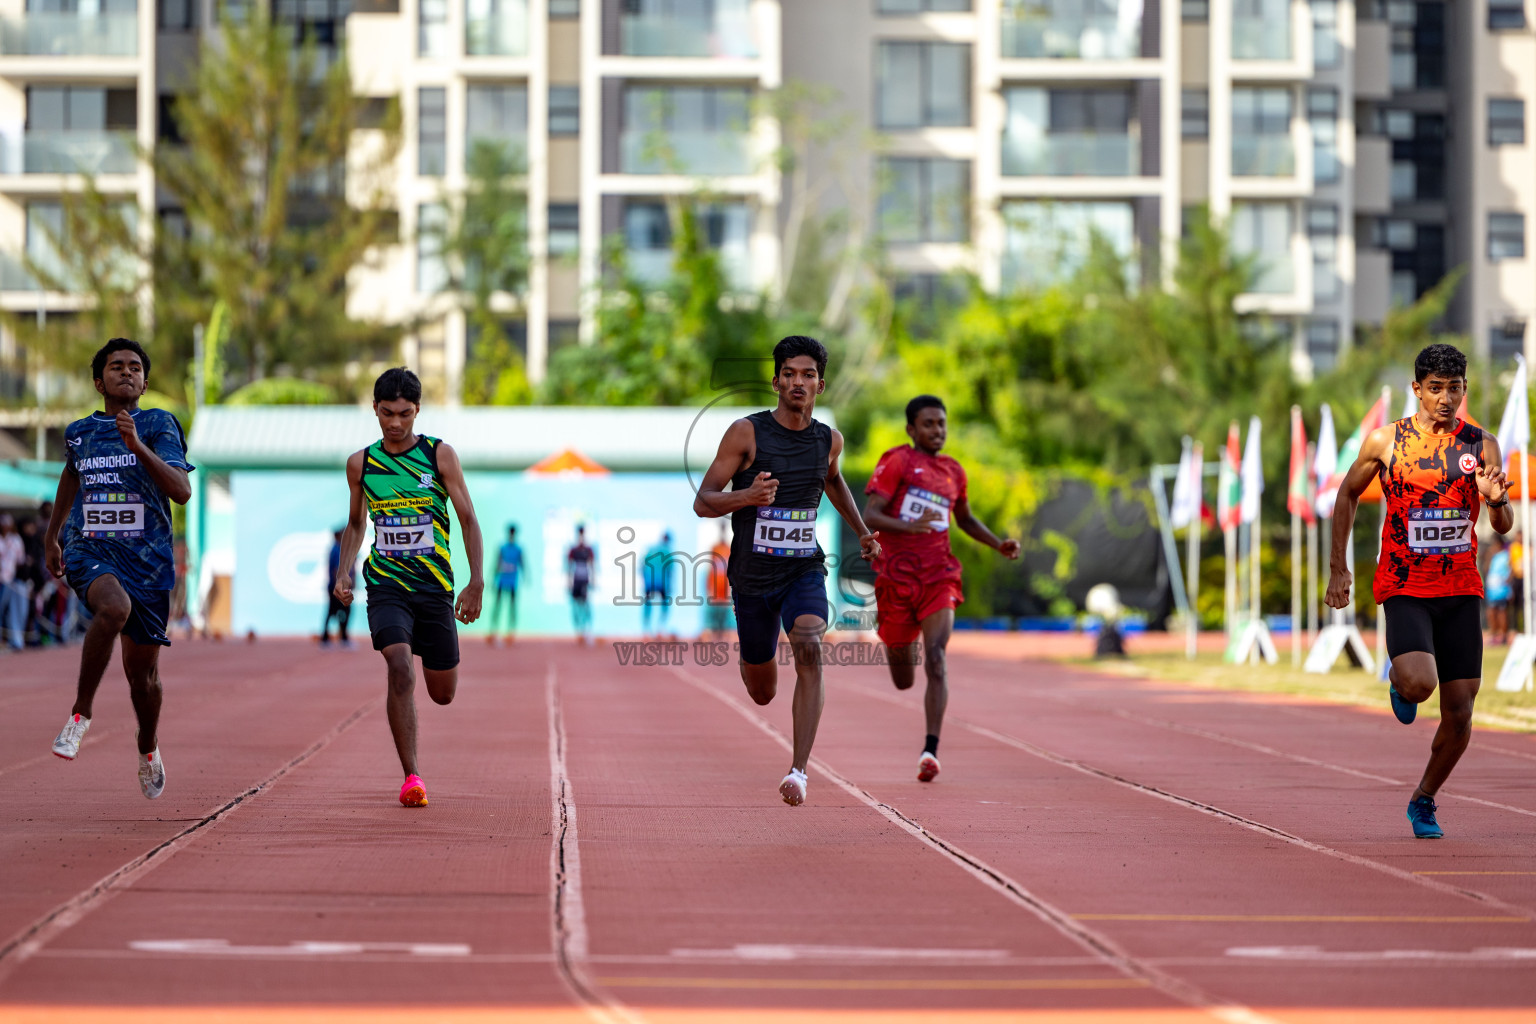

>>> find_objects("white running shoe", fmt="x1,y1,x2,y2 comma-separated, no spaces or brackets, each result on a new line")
779,768,807,806
138,747,166,800
917,752,941,782
52,713,91,760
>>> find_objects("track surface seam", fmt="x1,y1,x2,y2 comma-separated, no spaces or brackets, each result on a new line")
670,665,1282,1024
546,661,646,1024
0,695,382,984
846,683,1536,920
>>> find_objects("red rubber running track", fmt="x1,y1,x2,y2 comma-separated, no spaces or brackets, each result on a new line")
2,636,1534,1023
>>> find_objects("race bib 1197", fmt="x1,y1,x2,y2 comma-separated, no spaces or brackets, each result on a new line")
82,492,145,539
374,512,434,558
753,507,818,557
1406,507,1472,555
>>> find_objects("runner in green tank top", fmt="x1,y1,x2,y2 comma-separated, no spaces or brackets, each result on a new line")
333,368,485,808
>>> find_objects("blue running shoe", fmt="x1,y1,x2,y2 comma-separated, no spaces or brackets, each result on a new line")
1407,795,1443,838
1389,684,1416,725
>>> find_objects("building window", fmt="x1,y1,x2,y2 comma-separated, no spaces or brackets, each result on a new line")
877,157,970,243
1489,212,1526,260
466,84,527,162
1489,0,1527,30
419,0,448,56
549,0,579,16
549,85,579,136
1181,89,1208,139
418,87,446,176
1308,204,1340,302
417,202,448,293
1182,0,1208,19
1002,200,1134,289
1002,87,1137,176
548,203,578,256
1313,0,1339,68
878,0,970,11
1231,202,1294,294
1489,98,1525,146
1234,0,1291,59
1492,320,1527,361
1307,320,1341,371
876,41,971,128
622,86,752,175
1232,87,1293,177
159,0,196,30
1377,218,1415,250
1390,160,1416,199
1309,88,1339,185
622,200,752,286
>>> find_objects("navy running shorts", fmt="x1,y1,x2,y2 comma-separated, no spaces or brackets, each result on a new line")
733,571,829,665
65,557,171,647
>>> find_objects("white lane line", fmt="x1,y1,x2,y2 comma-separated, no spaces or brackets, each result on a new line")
127,939,471,956
547,662,646,1024
1226,945,1536,962
670,666,1284,1024
0,696,383,988
669,944,1011,962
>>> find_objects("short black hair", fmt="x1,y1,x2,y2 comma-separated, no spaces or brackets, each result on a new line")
906,394,946,425
1415,343,1467,383
508,524,517,535
773,335,828,379
374,366,422,405
92,338,150,382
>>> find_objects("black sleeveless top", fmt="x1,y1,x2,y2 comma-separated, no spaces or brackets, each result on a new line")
728,410,833,596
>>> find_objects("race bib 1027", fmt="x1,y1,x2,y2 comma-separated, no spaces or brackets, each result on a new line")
1406,507,1472,554
898,486,952,532
81,492,145,539
753,507,818,557
374,512,434,558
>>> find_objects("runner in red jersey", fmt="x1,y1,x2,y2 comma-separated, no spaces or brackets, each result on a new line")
862,396,1020,782
1326,344,1512,838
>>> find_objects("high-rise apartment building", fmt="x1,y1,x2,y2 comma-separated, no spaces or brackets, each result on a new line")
0,0,1532,405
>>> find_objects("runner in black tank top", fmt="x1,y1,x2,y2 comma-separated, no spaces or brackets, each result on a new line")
694,336,882,807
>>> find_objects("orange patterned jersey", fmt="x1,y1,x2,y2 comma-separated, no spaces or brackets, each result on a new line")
1374,416,1486,603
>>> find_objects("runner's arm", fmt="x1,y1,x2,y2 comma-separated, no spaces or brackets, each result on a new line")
332,452,369,606
1478,434,1515,535
1325,426,1392,608
694,419,773,517
825,431,880,562
116,412,190,504
438,442,484,624
953,497,1021,559
42,463,79,579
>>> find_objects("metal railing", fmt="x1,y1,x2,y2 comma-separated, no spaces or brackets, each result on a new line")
1232,134,1294,176
465,10,527,56
21,131,136,175
620,9,755,58
620,130,751,176
0,12,137,57
1233,15,1290,59
999,7,1138,60
1001,132,1138,176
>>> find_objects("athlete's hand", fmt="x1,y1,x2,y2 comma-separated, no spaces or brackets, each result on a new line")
859,532,882,562
1324,567,1353,610
906,507,944,534
1477,462,1510,504
743,471,778,506
455,579,484,624
998,538,1022,560
333,572,354,607
114,409,142,453
44,537,64,580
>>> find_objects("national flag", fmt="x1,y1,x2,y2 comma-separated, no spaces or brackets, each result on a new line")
1240,416,1264,525
1497,354,1530,458
1318,394,1389,518
1287,406,1313,523
1313,403,1337,519
1170,440,1199,530
1217,421,1242,531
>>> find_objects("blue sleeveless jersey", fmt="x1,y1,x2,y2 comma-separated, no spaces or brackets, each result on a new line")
62,408,194,592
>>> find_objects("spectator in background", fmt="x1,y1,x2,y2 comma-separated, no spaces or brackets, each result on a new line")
18,513,44,644
704,522,733,641
1510,531,1526,636
0,514,25,650
1486,534,1512,645
567,524,595,646
642,531,674,639
320,528,351,647
488,524,524,646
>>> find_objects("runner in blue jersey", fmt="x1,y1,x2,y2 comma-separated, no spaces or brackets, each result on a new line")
44,339,194,800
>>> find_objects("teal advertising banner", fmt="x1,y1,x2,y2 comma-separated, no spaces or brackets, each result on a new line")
231,470,842,638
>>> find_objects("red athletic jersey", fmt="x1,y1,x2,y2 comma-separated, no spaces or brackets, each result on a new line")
865,445,967,585
1374,416,1486,603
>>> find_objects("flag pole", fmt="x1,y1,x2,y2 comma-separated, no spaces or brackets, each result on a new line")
1306,441,1318,643
1290,407,1302,665
1187,441,1203,661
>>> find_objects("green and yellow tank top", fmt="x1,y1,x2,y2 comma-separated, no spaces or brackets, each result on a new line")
361,436,453,593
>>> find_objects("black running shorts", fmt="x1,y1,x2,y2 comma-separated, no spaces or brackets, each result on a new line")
1382,594,1483,683
366,583,460,671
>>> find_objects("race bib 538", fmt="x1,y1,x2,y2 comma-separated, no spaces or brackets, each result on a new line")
899,486,952,532
753,507,818,557
1406,507,1472,554
82,492,145,539
374,512,434,558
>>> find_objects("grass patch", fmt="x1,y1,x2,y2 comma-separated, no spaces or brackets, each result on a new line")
1074,644,1536,734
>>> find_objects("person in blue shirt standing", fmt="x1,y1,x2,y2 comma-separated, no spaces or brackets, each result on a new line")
321,528,352,647
642,530,673,638
489,524,524,645
43,339,194,800
1486,534,1513,646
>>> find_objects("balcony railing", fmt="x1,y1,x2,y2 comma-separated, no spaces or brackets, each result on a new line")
999,6,1139,60
1233,15,1291,59
0,12,138,57
466,9,527,56
1232,134,1294,176
0,252,40,291
628,245,750,288
12,131,137,175
1001,132,1138,176
620,6,756,58
620,130,751,175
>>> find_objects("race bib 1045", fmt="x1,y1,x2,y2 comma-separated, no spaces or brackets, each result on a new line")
899,486,952,532
81,492,145,539
1406,507,1472,554
374,512,434,558
753,507,818,557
